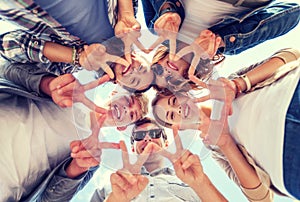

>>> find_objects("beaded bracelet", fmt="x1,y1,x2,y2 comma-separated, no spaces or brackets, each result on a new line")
72,47,83,66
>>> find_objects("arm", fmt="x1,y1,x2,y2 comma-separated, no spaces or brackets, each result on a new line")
209,2,300,55
199,107,272,202
0,29,79,65
213,140,273,202
0,62,56,97
173,150,228,202
0,30,127,77
0,30,50,64
230,48,300,97
25,157,98,202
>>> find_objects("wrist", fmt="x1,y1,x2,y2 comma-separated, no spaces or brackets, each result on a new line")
107,193,130,202
118,11,135,20
218,136,235,152
39,76,56,96
72,47,83,67
65,159,88,179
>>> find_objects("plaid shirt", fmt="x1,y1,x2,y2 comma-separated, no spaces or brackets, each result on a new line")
0,0,138,75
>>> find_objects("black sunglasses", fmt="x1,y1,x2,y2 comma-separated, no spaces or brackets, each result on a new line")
151,64,164,75
132,128,163,141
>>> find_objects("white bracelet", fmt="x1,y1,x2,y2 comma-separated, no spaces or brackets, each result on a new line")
241,74,251,92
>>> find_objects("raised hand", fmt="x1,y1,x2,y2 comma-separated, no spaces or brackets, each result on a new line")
104,140,151,202
154,126,205,187
108,169,148,202
175,30,222,77
190,76,235,116
66,112,120,178
119,141,151,174
79,44,130,79
49,73,110,114
115,16,147,64
148,12,181,60
198,106,233,148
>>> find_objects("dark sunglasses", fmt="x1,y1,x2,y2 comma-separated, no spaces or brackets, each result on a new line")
151,64,164,75
132,128,163,141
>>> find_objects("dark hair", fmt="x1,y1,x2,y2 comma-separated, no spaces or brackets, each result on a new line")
130,117,167,144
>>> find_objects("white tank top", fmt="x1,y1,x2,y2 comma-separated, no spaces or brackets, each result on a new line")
228,61,300,196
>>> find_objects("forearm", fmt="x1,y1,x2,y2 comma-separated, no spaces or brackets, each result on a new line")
33,158,96,202
117,0,135,19
43,42,73,63
233,57,285,93
219,139,261,189
1,62,55,97
191,174,228,202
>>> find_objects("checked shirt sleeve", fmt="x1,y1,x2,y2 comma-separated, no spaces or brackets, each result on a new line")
0,30,50,64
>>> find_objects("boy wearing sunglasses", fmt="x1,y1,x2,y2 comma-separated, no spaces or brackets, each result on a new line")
90,117,201,201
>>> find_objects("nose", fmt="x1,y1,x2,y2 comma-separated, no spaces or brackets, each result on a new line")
144,134,152,142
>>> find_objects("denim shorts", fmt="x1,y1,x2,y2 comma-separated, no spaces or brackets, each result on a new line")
283,80,300,199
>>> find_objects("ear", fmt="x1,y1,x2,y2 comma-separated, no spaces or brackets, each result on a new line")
117,126,127,131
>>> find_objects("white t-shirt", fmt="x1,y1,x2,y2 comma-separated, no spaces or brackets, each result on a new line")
228,61,300,196
0,95,90,201
178,0,248,44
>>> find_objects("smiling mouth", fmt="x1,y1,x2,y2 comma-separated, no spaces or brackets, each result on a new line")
122,65,132,75
167,61,179,71
113,104,121,119
183,104,190,118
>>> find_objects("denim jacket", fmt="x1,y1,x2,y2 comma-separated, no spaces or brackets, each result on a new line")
141,0,185,33
142,0,300,55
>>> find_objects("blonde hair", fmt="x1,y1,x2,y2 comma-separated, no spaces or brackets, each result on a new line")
134,93,149,117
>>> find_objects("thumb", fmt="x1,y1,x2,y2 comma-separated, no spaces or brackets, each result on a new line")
132,22,141,30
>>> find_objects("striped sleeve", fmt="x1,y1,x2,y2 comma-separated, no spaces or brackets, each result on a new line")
0,30,49,63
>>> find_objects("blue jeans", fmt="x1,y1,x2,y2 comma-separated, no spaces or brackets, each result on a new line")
209,1,300,55
283,80,300,199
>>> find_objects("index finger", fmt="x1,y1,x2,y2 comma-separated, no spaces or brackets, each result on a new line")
174,46,193,61
83,74,110,91
168,37,177,61
106,54,130,68
120,140,130,167
123,38,133,64
188,56,200,77
172,125,183,151
98,142,120,150
148,36,165,52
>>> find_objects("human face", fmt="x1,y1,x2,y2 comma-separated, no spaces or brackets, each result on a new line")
134,123,163,155
154,94,200,128
114,53,154,91
104,95,142,127
153,54,189,89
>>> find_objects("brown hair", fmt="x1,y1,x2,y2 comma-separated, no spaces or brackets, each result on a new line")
151,44,215,92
